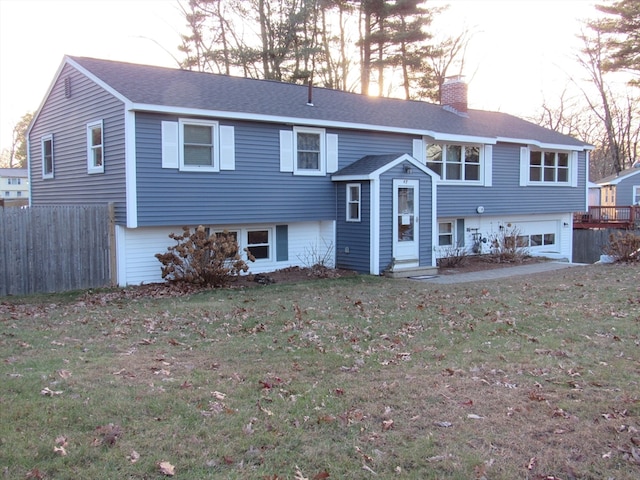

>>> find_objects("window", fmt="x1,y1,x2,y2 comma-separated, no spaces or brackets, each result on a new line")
42,135,54,179
346,184,361,222
294,127,325,174
426,143,481,181
529,150,569,184
518,232,556,247
633,186,640,205
87,121,104,174
247,229,270,260
16,191,22,197
438,221,454,246
180,119,218,171
7,178,21,185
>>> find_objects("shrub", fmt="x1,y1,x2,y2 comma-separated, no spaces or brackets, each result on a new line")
602,231,640,263
437,244,469,268
487,225,530,263
155,226,255,287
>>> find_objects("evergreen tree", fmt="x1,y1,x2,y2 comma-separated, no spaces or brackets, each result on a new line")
594,0,640,84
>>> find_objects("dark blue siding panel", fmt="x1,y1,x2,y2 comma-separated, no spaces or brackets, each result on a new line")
615,175,640,204
29,64,127,223
335,130,414,169
336,182,371,273
135,114,336,226
276,225,288,261
437,143,587,217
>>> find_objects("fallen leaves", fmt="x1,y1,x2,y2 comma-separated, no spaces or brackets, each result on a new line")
40,387,63,396
158,460,176,476
93,424,122,447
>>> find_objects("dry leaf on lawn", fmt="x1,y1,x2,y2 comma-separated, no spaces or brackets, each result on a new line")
128,450,140,463
53,445,67,456
40,387,63,396
158,461,176,476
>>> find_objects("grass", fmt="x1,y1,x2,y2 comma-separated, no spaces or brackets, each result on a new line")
1,263,639,479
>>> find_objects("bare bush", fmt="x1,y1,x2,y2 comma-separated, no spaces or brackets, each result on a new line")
155,226,255,287
487,225,530,263
437,244,469,268
602,231,640,263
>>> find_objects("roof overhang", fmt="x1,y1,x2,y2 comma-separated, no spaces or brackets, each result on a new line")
331,153,439,182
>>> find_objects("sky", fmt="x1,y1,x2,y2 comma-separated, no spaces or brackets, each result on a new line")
0,0,600,156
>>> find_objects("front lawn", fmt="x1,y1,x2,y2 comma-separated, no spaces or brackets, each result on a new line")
1,264,638,479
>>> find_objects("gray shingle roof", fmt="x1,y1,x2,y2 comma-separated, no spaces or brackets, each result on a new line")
69,56,590,149
597,166,640,185
334,154,407,177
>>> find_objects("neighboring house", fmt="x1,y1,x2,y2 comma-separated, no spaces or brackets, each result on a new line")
27,56,592,286
596,165,640,206
0,168,29,204
587,181,601,207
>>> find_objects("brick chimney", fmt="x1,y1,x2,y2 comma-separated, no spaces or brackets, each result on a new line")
441,75,468,115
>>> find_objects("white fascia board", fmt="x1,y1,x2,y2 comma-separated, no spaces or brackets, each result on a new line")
332,154,438,182
125,110,137,228
331,174,373,181
426,132,497,144
603,169,640,185
130,103,499,144
499,137,589,151
368,154,435,179
27,57,70,140
66,57,132,105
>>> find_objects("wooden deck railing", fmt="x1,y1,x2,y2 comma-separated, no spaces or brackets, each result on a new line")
573,205,640,229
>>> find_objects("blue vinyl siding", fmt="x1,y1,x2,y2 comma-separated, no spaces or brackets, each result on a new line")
29,64,127,223
436,143,587,217
135,114,336,226
335,182,371,273
614,174,640,204
336,130,414,169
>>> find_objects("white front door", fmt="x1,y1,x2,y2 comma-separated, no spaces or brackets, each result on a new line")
393,179,419,267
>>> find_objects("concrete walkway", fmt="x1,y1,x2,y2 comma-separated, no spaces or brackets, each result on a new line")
410,261,586,284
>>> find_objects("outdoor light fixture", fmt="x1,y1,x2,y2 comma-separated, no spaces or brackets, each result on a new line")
476,206,485,214
403,165,413,174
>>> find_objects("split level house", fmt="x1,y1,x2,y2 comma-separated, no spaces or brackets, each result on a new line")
27,56,592,286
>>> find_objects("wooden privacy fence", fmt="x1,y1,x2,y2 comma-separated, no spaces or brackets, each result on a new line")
0,205,113,296
572,227,632,264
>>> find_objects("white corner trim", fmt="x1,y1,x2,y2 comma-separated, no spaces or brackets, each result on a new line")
125,110,137,228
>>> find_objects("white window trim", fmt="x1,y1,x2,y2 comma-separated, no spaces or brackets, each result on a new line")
346,183,361,222
87,120,104,174
293,126,326,176
42,134,54,179
245,227,273,262
425,141,485,185
437,220,455,247
179,118,220,172
632,185,640,205
521,147,575,186
204,226,274,262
